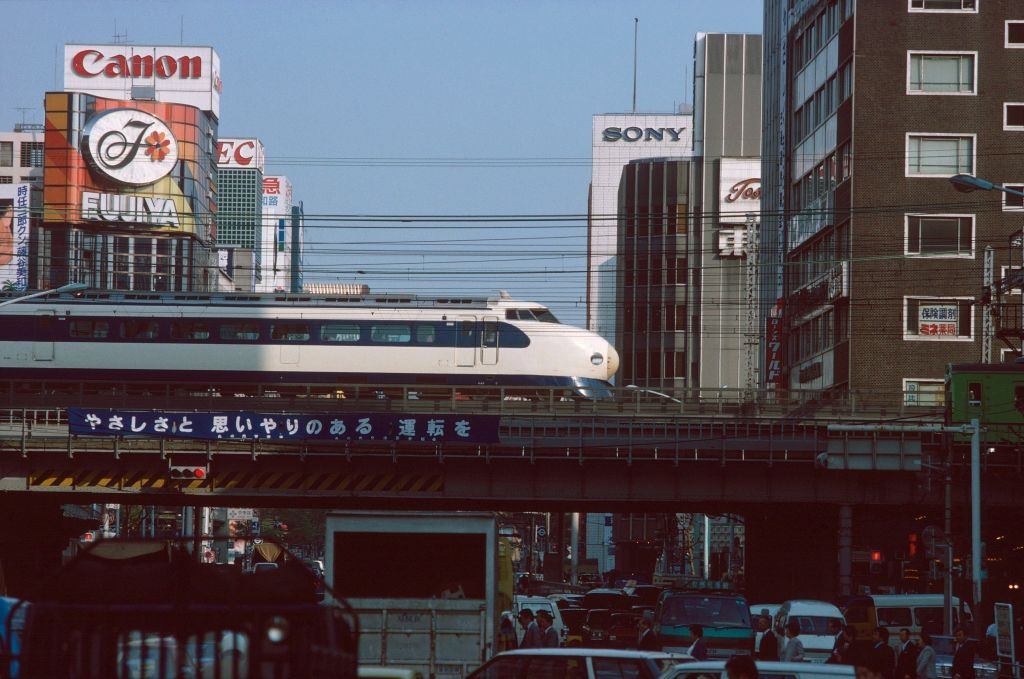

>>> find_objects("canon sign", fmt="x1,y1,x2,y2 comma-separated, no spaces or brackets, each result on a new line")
64,45,221,118
216,138,265,172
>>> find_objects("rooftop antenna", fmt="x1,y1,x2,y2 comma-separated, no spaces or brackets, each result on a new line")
632,18,639,113
14,107,32,127
112,19,128,45
180,15,184,45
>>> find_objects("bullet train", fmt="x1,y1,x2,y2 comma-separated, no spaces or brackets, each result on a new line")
0,289,619,398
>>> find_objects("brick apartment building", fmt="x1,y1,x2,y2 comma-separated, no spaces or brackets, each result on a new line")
762,0,1024,402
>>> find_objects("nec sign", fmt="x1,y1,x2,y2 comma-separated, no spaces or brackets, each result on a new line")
602,127,687,142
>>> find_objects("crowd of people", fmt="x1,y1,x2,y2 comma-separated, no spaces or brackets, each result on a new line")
752,613,980,679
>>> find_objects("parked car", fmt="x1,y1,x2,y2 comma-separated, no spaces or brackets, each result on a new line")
560,607,588,647
467,648,689,678
664,660,856,679
932,635,998,679
582,588,636,611
629,586,665,608
606,612,642,648
583,609,613,646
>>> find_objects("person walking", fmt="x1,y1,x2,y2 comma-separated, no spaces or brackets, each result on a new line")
870,627,896,679
757,616,779,661
781,621,805,662
688,624,708,660
952,626,976,679
638,614,659,651
896,629,919,679
830,620,849,664
537,610,560,648
916,632,937,679
726,654,760,679
518,609,542,649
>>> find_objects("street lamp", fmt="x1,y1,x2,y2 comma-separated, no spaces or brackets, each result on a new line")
0,283,87,308
949,173,1024,199
624,384,683,404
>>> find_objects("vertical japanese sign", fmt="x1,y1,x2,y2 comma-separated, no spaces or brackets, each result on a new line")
0,184,30,291
918,304,959,337
995,603,1018,679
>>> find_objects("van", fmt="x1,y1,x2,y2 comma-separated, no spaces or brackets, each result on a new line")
774,600,846,663
843,595,971,643
513,595,567,644
664,660,855,679
654,590,754,658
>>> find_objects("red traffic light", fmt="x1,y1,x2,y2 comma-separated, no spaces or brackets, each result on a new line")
870,550,883,562
193,468,206,479
169,466,209,480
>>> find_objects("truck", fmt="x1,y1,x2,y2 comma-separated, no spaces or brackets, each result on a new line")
325,512,503,679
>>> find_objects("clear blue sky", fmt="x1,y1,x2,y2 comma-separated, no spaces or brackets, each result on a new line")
1,0,762,328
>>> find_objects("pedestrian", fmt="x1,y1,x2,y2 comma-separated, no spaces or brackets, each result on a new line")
726,654,759,679
757,616,779,661
896,628,919,679
498,612,518,652
638,613,659,651
781,620,805,662
518,608,542,649
870,627,896,679
952,626,976,679
688,624,708,660
916,632,937,679
537,610,560,648
830,620,849,664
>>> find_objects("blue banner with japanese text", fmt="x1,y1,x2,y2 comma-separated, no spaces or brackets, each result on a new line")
68,409,500,444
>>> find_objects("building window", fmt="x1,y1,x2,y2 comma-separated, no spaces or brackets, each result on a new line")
904,297,973,341
0,176,11,184
904,379,946,406
906,134,974,177
907,53,975,94
909,0,977,11
19,142,42,168
905,215,973,257
1003,184,1024,211
1005,104,1024,130
0,142,12,167
1006,21,1024,48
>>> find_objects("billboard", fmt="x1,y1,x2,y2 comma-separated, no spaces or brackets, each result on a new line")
217,138,264,171
64,44,221,119
260,175,293,292
0,184,31,291
719,158,761,224
42,91,217,240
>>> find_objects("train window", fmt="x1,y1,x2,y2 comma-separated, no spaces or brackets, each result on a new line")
219,323,261,341
531,308,560,323
120,320,159,340
170,322,210,340
321,322,360,343
271,323,311,342
505,310,518,320
416,325,437,343
69,320,109,339
371,324,411,343
483,320,498,347
968,382,982,406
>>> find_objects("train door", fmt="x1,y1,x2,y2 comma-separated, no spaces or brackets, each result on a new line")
456,316,476,367
33,311,55,361
481,316,499,365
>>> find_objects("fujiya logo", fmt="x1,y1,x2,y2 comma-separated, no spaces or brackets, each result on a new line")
82,109,178,186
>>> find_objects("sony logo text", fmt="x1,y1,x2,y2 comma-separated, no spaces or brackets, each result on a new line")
602,127,686,142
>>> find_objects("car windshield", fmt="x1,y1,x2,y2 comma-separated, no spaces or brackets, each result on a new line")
659,595,752,628
792,615,844,635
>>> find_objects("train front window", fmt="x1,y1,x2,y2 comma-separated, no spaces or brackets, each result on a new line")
968,381,982,406
531,308,559,323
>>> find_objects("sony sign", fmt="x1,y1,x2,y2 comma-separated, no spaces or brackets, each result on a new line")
82,109,179,186
217,138,265,172
64,44,221,118
602,127,687,142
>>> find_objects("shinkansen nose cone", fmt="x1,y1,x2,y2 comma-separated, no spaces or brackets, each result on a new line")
606,342,620,379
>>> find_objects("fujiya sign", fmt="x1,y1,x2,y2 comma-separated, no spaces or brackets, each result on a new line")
602,127,687,142
81,191,180,228
82,109,178,186
217,138,265,171
64,45,221,118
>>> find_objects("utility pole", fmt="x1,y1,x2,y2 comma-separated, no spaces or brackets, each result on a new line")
945,434,955,635
971,418,983,610
570,513,579,585
632,18,638,113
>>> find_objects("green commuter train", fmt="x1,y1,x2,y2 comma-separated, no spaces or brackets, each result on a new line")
946,362,1024,445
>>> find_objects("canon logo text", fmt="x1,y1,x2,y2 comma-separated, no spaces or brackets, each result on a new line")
71,49,203,79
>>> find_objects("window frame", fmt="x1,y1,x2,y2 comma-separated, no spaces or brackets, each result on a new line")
902,295,975,342
1006,20,1024,48
1005,103,1024,131
905,133,976,178
69,319,110,340
903,213,975,258
1002,184,1024,212
321,322,361,343
269,322,311,343
218,322,261,342
370,324,412,344
908,0,977,13
903,378,946,406
906,51,977,96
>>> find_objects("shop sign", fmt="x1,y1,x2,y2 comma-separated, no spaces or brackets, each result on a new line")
81,191,180,227
82,109,178,186
217,138,264,171
798,362,823,384
601,127,687,142
918,304,958,336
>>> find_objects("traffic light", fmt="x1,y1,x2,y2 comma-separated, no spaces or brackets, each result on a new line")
169,466,208,481
869,550,884,575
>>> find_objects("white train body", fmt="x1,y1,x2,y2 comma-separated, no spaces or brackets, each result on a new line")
0,291,618,393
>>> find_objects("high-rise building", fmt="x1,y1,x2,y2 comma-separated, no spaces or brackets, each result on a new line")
762,0,1024,399
0,127,44,186
0,126,44,291
587,112,694,344
216,138,265,290
258,175,294,293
